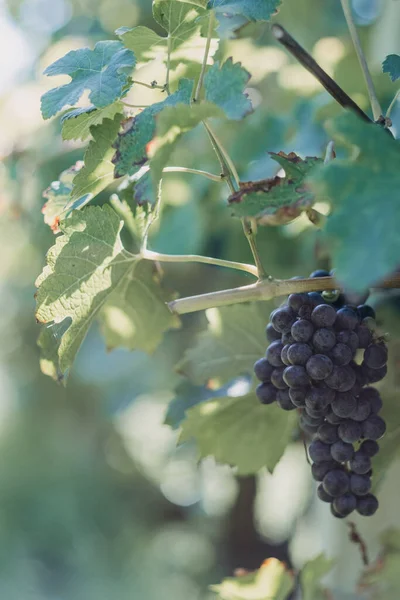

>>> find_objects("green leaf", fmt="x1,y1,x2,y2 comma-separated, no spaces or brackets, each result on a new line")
165,381,229,429
229,152,322,222
41,41,135,119
35,206,179,379
180,392,296,474
152,0,206,53
207,0,282,22
300,554,334,600
70,113,123,203
61,101,123,141
42,163,83,232
204,59,252,120
177,304,268,385
360,529,400,600
211,558,294,599
117,26,164,62
310,113,400,291
383,55,400,82
112,78,194,178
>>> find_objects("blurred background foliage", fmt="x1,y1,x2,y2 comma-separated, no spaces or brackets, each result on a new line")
1,0,400,597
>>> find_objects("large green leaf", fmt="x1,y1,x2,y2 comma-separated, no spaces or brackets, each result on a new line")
112,78,194,178
228,152,322,222
41,41,135,119
180,392,296,474
300,554,334,600
204,59,252,120
177,304,268,385
383,55,400,82
70,114,123,203
61,102,123,141
211,558,294,600
207,0,282,21
35,206,178,379
310,113,400,291
152,0,206,53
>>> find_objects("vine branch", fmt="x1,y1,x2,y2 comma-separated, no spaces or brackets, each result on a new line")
142,249,258,277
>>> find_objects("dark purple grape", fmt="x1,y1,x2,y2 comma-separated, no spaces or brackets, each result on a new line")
311,304,337,328
309,440,333,462
266,341,284,367
338,420,362,443
283,365,310,388
350,474,371,496
317,483,334,502
362,415,386,440
288,293,309,312
254,358,274,382
348,332,359,352
310,269,330,278
271,307,296,334
306,406,326,418
356,325,372,349
331,392,357,418
364,343,388,369
350,452,371,475
363,364,387,383
350,398,371,422
281,332,295,345
271,368,288,390
301,412,325,427
306,354,333,380
312,460,338,481
312,328,336,352
359,388,382,414
331,440,354,462
266,323,282,342
277,390,297,411
333,493,357,516
357,305,376,321
323,470,350,497
326,408,345,425
281,345,291,366
330,343,353,366
300,421,320,435
318,423,339,444
331,505,346,518
360,440,379,457
335,307,359,330
299,305,312,320
357,494,378,516
306,386,334,411
289,388,307,407
325,366,356,392
256,383,277,404
287,343,313,366
291,319,314,343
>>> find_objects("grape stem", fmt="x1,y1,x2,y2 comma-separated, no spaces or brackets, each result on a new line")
167,274,400,315
347,522,370,566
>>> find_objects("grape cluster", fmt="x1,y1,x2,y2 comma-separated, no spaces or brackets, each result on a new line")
254,270,387,519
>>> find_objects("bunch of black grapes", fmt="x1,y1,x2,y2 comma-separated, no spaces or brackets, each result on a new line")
254,270,387,519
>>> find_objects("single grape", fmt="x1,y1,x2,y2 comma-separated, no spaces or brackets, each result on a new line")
254,358,274,382
266,341,285,367
283,365,310,388
309,440,333,462
266,323,282,342
288,293,309,312
308,292,326,308
357,494,379,516
350,397,371,422
256,383,277,404
325,366,356,392
298,304,312,320
338,420,362,443
317,483,334,503
349,452,371,475
311,304,337,328
331,440,354,462
363,364,387,383
362,415,386,440
312,461,338,481
277,390,297,411
313,328,337,352
306,386,333,411
287,343,313,366
271,307,296,334
331,392,357,418
310,269,330,278
301,412,325,427
356,325,372,349
306,405,326,418
271,367,288,390
360,440,379,457
330,343,353,366
359,388,382,414
350,474,371,496
323,469,350,497
282,332,295,345
335,307,359,331
306,354,333,380
318,423,339,444
291,319,314,343
300,421,320,435
281,344,291,366
326,408,345,425
331,505,346,519
364,343,388,369
333,493,357,517
357,305,376,321
289,388,307,407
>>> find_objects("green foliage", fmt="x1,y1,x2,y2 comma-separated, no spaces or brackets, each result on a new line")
383,55,400,82
359,528,400,600
204,59,252,120
117,25,165,62
61,102,123,141
152,0,207,54
42,163,83,232
300,554,334,600
164,381,228,429
311,113,400,290
180,391,296,474
35,206,178,379
41,41,135,119
207,0,282,22
229,152,322,222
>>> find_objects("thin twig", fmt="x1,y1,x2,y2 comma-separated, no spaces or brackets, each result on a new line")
242,219,268,280
132,79,165,91
347,522,370,566
122,102,150,108
272,24,372,123
194,12,215,103
142,249,258,277
166,35,172,95
340,0,382,121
